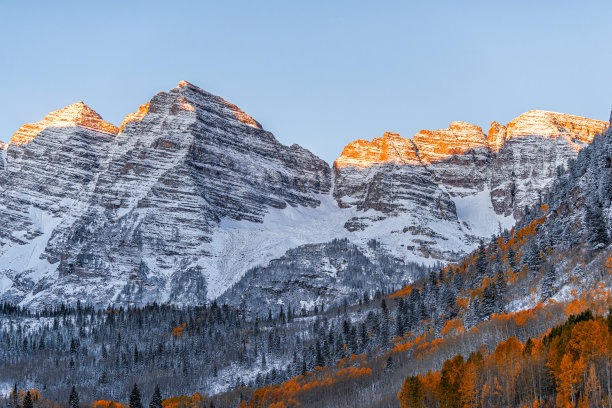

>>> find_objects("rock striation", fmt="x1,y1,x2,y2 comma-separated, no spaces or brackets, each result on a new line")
0,82,607,308
489,111,608,216
9,102,118,146
0,142,6,172
333,110,607,262
0,81,331,307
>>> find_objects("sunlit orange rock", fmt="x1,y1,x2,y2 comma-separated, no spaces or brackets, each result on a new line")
505,110,607,149
9,102,118,146
488,121,507,152
220,97,262,129
119,102,149,133
334,111,607,170
412,122,489,164
174,80,261,129
334,131,420,169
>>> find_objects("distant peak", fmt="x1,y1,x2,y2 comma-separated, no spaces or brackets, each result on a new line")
177,80,192,88
9,103,118,147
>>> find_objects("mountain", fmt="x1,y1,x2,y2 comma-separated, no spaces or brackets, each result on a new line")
0,81,607,308
0,89,611,408
333,112,607,263
0,81,330,307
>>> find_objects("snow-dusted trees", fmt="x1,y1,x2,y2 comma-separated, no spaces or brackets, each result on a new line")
541,263,557,301
585,193,609,249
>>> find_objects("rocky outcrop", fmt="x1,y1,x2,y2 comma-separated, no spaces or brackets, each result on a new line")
490,111,608,217
412,122,489,164
412,122,491,195
119,102,149,133
333,110,608,263
488,121,507,153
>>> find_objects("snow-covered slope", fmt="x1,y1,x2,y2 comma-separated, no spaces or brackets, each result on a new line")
0,82,606,308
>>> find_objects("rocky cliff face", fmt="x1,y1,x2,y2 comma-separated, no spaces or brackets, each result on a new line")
0,142,6,172
0,82,607,308
0,82,331,307
489,110,608,217
0,102,118,304
333,110,607,265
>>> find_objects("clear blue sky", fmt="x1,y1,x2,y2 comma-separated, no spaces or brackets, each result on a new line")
1,1,611,163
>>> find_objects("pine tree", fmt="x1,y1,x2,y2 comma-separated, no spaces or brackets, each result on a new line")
149,385,162,408
495,270,506,313
10,384,18,408
475,241,488,277
541,263,557,301
507,247,519,274
441,286,457,319
22,391,32,408
69,387,79,408
523,241,542,274
480,285,496,319
386,354,393,369
129,384,143,408
585,195,609,249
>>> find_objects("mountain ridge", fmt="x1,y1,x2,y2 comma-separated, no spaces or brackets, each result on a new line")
0,80,608,308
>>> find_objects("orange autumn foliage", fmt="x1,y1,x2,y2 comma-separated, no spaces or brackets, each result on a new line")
94,401,125,408
246,363,373,407
400,311,612,408
441,319,466,337
171,322,187,338
390,285,413,298
162,392,205,408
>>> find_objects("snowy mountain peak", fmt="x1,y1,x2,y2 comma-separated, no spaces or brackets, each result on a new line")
164,80,263,130
9,102,118,146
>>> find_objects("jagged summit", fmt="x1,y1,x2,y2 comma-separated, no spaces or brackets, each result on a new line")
175,80,263,129
9,102,118,146
118,81,263,134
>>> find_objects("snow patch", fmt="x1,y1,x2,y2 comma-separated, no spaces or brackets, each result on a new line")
451,188,515,238
0,207,61,296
